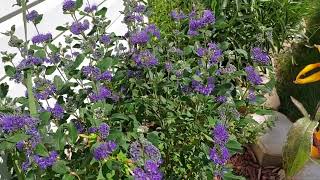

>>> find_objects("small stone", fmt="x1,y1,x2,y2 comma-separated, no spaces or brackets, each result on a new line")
251,111,293,166
264,88,280,110
293,159,320,180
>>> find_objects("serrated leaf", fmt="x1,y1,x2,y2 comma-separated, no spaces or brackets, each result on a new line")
4,65,16,77
7,133,30,143
283,117,318,177
52,160,69,174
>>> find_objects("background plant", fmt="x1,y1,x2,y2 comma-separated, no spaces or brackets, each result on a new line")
0,0,302,179
276,0,320,121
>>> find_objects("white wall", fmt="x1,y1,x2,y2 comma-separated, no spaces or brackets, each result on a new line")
0,0,126,97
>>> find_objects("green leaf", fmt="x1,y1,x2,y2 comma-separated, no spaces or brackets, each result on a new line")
147,132,160,146
69,54,85,70
45,66,56,75
224,172,246,180
192,75,202,82
76,0,83,8
0,83,9,98
0,141,15,151
68,123,78,144
54,126,66,150
235,49,248,59
39,111,51,126
283,117,318,177
96,57,113,71
54,75,64,91
52,160,69,174
7,133,30,143
111,113,129,121
34,143,49,157
34,14,43,25
62,174,75,180
34,50,46,58
95,7,108,17
56,26,68,31
183,46,193,55
226,139,243,155
97,167,105,180
4,65,16,77
48,43,59,53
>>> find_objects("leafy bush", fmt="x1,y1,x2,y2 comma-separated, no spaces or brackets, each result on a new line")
0,0,276,179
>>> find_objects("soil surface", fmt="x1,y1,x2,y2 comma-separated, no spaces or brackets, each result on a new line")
229,146,285,180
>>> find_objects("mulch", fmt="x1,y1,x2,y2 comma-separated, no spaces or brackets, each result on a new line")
229,146,285,180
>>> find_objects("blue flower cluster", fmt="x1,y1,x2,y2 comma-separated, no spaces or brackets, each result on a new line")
31,33,52,44
17,56,43,70
130,24,160,45
248,89,256,102
70,20,90,35
84,4,97,13
245,66,263,85
188,10,215,36
63,0,76,12
124,4,145,23
100,34,111,45
89,86,112,102
133,50,158,68
215,95,227,103
26,128,41,148
216,64,237,75
210,124,230,175
26,10,39,22
130,139,162,164
191,77,215,96
0,114,37,133
196,43,222,65
133,160,162,180
130,138,162,180
93,141,117,160
34,79,57,100
88,123,110,139
251,47,270,65
33,151,58,170
81,66,112,81
47,103,64,119
170,10,186,21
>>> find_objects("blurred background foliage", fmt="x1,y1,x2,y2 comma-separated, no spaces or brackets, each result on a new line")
276,1,320,121
148,0,320,121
